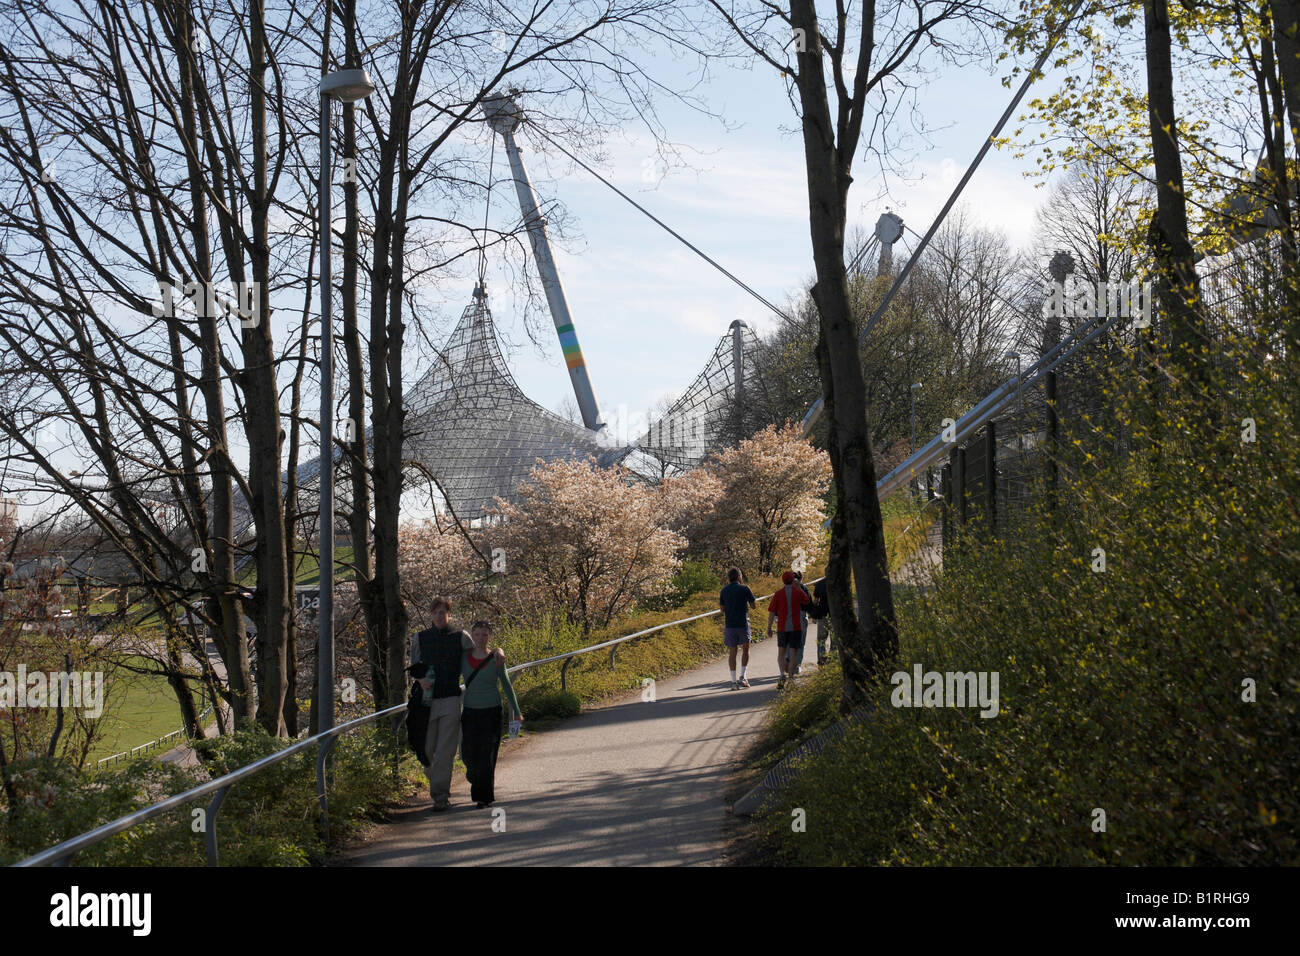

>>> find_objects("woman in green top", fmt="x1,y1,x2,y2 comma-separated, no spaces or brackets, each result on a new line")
460,620,523,808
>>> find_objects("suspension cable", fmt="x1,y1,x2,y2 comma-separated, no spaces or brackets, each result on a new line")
854,0,1087,348
478,135,496,288
525,124,795,323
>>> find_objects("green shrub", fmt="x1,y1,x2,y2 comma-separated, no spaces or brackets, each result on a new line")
641,558,720,611
0,754,204,866
518,686,582,722
763,657,843,757
1,724,417,866
749,329,1300,866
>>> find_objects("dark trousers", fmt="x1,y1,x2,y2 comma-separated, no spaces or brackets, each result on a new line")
460,705,503,804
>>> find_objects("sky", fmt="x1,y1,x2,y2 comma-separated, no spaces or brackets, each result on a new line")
459,35,1060,432
4,16,1074,524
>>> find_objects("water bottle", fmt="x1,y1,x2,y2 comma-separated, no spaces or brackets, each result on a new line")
508,718,521,738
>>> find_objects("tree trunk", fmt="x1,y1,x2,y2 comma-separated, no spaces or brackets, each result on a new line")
815,323,862,714
174,1,253,727
245,0,290,736
791,0,898,706
338,2,384,713
1143,0,1205,377
1270,0,1300,161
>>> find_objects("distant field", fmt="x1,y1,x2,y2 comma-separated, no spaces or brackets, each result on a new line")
288,545,356,588
89,655,188,763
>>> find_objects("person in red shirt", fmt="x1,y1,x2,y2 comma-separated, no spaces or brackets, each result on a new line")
767,570,811,689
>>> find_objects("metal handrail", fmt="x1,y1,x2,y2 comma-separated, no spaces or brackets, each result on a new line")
15,576,820,867
15,702,406,867
873,308,1124,502
505,579,821,690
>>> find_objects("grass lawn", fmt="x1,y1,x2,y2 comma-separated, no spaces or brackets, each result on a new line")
286,545,356,588
89,655,189,762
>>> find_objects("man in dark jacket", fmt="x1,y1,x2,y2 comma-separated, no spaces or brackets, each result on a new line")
810,577,833,667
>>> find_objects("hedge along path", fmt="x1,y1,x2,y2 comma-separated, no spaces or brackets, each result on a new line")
341,621,826,867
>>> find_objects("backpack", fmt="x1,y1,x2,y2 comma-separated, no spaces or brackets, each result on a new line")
808,581,829,620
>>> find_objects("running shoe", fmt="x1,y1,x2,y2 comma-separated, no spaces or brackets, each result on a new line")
777,675,787,689
729,680,738,690
739,677,751,688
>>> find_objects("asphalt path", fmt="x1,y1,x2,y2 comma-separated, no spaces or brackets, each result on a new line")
341,624,823,867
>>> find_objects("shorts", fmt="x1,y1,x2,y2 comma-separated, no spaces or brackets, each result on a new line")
723,626,751,647
777,630,805,649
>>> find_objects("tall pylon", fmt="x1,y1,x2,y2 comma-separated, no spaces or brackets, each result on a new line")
482,92,607,434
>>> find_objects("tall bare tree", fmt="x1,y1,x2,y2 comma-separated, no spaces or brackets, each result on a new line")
708,0,996,708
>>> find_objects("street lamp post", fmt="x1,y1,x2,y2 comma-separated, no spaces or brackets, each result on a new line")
318,68,375,741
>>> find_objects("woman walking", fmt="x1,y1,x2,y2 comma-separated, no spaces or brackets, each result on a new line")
460,620,524,808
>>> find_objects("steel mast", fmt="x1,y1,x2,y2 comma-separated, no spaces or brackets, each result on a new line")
482,93,606,434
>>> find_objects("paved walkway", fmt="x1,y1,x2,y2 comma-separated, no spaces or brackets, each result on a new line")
894,521,943,588
341,626,822,867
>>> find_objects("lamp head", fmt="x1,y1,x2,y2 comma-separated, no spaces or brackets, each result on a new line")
321,69,376,103
482,92,521,135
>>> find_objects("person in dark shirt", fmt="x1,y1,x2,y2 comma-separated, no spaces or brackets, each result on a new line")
810,577,833,665
719,567,756,690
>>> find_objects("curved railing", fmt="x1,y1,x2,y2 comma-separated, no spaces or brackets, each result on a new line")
15,578,820,867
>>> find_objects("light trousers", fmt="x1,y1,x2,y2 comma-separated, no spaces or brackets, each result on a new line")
424,694,462,802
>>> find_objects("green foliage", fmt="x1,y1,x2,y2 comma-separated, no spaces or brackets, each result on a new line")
762,657,843,758
749,326,1300,865
0,754,202,865
0,725,417,866
517,687,582,723
641,558,718,612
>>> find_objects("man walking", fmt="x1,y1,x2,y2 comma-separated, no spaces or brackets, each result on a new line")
409,596,502,811
719,567,756,689
767,570,810,689
793,570,812,675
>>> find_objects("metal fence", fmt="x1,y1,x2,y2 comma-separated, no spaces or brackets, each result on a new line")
95,706,215,770
931,236,1288,547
